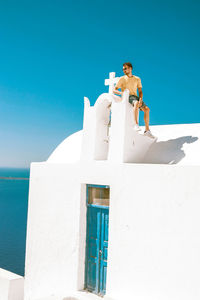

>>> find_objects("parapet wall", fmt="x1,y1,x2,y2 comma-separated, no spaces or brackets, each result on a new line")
47,123,200,166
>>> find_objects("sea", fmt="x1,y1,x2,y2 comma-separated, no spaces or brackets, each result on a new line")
0,168,30,276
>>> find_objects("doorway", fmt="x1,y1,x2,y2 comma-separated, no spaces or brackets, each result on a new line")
85,184,110,296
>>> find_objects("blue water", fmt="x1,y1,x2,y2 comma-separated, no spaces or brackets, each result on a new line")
0,168,29,276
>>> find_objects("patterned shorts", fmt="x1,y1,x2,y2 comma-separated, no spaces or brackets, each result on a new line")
129,95,147,110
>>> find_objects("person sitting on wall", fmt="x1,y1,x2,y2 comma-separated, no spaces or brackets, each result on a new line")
113,62,155,138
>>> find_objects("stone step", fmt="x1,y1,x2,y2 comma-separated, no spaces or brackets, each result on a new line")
35,291,114,300
35,297,61,300
0,268,24,300
64,291,114,300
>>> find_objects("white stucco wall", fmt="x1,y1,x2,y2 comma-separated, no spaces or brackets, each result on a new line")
24,163,82,300
25,160,200,300
106,164,200,300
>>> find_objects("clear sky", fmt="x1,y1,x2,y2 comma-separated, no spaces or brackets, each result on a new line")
0,0,199,167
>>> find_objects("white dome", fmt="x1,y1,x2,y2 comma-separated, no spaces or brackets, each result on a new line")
47,130,82,163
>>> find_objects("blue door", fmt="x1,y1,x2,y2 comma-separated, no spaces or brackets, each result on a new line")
85,185,109,296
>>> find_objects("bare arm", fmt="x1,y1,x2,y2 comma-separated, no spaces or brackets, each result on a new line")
138,87,143,100
113,86,123,96
138,87,143,106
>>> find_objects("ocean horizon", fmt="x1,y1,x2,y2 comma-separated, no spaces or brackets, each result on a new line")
0,167,29,276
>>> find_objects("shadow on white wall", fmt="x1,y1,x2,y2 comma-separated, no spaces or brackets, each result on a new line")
144,135,198,164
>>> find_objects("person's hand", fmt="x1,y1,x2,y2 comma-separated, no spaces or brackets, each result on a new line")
139,98,143,107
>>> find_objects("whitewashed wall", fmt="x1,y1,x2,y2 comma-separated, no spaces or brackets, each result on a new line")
24,163,82,300
106,164,200,300
25,161,200,300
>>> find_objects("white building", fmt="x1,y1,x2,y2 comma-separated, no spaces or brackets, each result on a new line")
1,73,200,300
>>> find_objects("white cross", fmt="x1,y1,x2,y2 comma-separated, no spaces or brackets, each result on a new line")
105,72,119,94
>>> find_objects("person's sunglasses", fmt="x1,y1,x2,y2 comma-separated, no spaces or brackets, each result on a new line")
123,67,128,71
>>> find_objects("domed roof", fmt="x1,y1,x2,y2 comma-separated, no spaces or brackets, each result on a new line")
47,130,82,163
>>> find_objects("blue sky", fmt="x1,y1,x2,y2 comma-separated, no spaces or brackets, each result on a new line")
0,0,199,167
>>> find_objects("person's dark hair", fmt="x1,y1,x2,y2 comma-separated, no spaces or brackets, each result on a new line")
123,62,133,69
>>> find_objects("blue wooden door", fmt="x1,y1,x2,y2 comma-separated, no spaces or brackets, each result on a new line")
85,205,109,295
99,208,109,295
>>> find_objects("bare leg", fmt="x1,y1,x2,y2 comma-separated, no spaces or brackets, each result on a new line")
134,101,139,124
141,106,150,131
